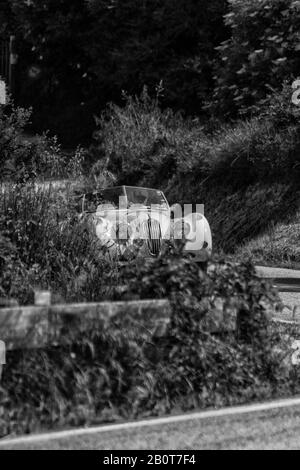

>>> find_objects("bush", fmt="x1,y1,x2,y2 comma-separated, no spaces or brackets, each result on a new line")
0,104,32,181
0,101,85,182
116,242,279,343
1,242,296,437
93,83,300,188
90,85,186,185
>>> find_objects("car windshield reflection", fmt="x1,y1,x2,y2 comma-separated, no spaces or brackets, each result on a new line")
125,187,168,209
80,186,168,212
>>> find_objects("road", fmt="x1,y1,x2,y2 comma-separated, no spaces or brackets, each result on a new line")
2,398,300,449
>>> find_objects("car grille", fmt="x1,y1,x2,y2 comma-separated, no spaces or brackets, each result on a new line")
141,219,162,256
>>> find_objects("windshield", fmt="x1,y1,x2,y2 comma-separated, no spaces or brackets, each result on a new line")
82,187,126,212
125,187,168,208
79,186,168,212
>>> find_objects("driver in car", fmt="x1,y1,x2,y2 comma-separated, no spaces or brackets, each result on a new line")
133,190,149,205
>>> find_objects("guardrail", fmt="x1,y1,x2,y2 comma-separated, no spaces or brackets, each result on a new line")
3,292,297,352
0,294,238,351
0,298,172,350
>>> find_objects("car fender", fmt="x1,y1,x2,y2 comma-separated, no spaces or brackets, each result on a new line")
174,212,212,253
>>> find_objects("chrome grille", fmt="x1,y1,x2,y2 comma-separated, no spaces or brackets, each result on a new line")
141,218,162,256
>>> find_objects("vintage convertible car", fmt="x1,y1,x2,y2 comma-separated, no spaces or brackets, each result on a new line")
78,186,212,263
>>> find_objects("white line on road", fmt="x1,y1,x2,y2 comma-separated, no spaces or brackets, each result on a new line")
2,396,300,446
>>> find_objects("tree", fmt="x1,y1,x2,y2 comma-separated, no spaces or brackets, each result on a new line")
209,0,300,117
1,0,228,143
86,0,228,115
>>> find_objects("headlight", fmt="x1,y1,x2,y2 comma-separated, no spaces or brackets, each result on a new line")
173,220,190,239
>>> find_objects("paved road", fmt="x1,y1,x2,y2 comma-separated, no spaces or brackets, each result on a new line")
257,266,300,280
2,398,300,449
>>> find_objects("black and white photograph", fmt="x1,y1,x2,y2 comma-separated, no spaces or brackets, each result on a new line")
0,0,300,453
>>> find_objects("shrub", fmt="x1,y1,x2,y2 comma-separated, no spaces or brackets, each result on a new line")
0,101,85,182
116,242,280,344
31,135,85,181
0,234,33,304
90,85,185,185
92,83,300,189
0,104,32,181
1,242,296,436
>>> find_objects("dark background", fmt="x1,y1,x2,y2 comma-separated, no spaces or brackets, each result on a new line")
1,0,299,147
0,0,229,145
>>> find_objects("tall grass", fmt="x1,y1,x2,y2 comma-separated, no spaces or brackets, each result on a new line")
94,83,300,187
0,182,116,304
0,102,85,182
234,212,300,269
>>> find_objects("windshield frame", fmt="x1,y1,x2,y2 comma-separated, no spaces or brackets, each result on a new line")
79,186,169,213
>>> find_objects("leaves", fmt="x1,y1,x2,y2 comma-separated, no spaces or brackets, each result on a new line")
210,0,300,117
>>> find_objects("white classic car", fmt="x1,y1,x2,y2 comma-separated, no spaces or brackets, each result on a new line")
78,186,212,263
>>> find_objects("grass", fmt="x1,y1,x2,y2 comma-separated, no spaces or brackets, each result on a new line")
3,403,300,449
0,181,118,305
234,212,300,270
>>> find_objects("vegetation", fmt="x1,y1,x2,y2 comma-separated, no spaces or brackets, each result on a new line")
234,212,300,269
1,239,296,437
1,0,227,144
0,182,116,305
1,0,300,437
0,102,84,182
1,0,299,144
210,0,300,117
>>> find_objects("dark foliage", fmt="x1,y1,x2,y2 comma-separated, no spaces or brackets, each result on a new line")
1,241,294,437
1,0,228,144
209,0,300,117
